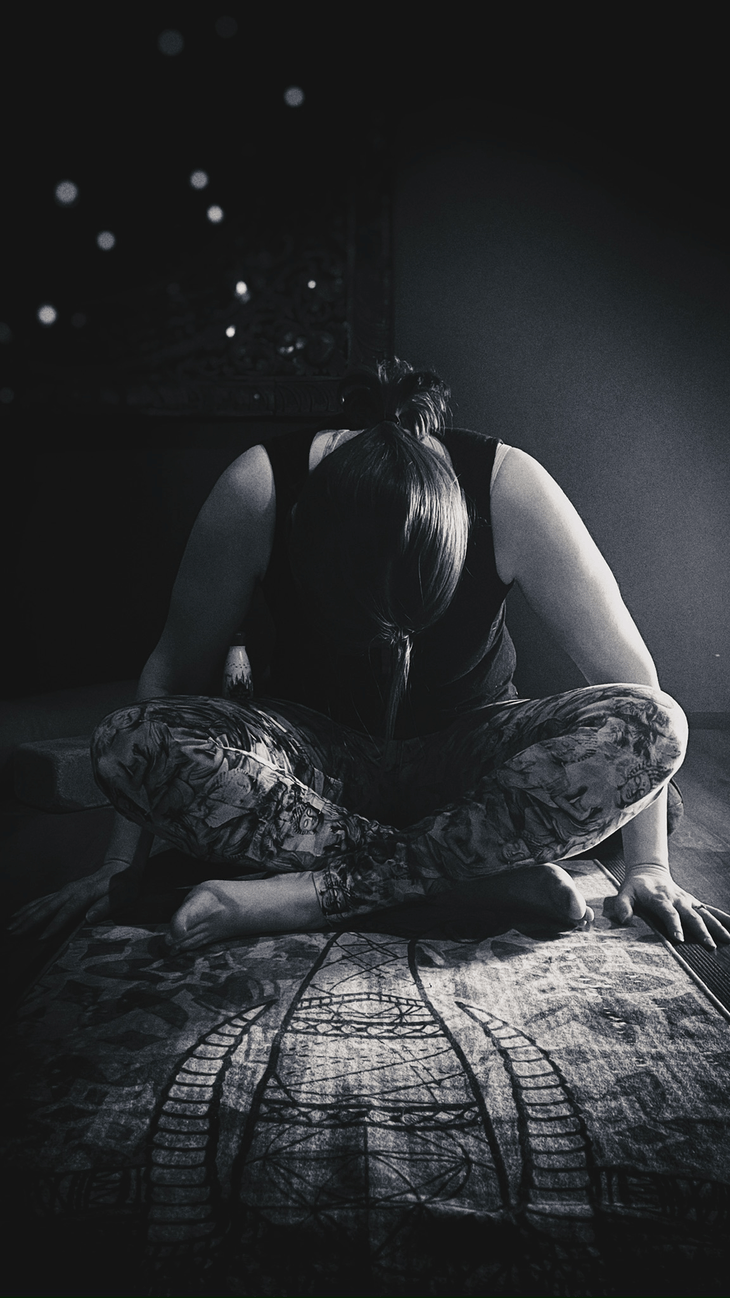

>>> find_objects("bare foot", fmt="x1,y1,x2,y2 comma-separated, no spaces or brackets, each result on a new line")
8,859,142,940
445,863,593,933
167,863,591,953
168,872,325,952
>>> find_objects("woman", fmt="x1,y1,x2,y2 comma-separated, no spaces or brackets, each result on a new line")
11,360,730,952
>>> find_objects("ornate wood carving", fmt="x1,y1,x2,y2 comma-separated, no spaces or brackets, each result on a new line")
26,136,393,419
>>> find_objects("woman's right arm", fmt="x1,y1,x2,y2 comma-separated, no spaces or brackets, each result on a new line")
10,445,277,937
140,443,276,696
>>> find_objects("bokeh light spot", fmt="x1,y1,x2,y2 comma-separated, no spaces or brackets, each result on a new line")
190,169,209,190
284,86,305,107
0,388,14,403
207,205,224,223
0,322,12,344
235,281,250,300
55,180,79,206
307,279,316,288
158,29,184,55
71,313,86,328
97,231,116,250
38,305,57,326
214,16,238,37
226,325,236,337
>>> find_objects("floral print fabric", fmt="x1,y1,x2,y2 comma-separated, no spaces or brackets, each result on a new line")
91,685,686,921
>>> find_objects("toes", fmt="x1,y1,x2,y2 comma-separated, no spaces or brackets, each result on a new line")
167,922,209,953
170,918,206,946
174,932,207,953
168,886,218,946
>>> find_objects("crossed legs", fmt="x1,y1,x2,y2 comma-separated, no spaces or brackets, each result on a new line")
91,684,687,948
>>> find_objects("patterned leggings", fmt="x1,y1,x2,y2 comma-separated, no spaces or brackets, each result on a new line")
91,685,687,924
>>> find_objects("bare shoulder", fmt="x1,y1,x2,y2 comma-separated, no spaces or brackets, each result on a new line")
488,446,656,686
490,447,593,585
492,446,563,511
186,443,276,582
214,443,276,511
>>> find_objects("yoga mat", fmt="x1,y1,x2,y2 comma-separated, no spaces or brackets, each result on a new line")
3,861,729,1297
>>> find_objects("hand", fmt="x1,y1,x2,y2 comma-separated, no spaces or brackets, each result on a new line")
8,858,141,940
604,864,730,950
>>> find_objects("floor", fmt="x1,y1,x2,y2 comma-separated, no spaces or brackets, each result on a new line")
666,727,730,911
2,724,729,1015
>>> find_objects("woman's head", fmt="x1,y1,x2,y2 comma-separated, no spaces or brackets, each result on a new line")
288,358,468,739
337,356,452,441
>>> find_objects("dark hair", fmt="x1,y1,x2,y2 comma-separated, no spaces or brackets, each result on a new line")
338,356,451,441
288,358,468,743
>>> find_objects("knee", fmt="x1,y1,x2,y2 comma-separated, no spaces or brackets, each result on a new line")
650,686,688,770
90,703,151,802
603,683,688,773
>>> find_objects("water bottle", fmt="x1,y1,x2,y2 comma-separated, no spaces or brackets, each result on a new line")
222,630,254,701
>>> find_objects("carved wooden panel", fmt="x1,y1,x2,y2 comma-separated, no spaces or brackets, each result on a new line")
27,138,392,419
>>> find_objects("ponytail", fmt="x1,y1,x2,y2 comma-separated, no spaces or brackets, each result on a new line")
383,629,413,747
339,357,451,442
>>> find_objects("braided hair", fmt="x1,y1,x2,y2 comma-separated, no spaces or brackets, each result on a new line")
288,358,468,744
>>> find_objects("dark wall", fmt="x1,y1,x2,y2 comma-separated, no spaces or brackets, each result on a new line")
393,103,730,712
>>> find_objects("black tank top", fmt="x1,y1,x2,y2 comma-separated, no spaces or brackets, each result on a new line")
257,426,517,738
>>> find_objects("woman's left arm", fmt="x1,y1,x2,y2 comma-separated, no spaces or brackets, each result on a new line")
490,447,729,948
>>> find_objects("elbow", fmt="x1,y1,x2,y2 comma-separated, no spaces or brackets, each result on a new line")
579,646,660,691
136,647,198,701
575,620,661,692
625,647,661,691
136,661,173,702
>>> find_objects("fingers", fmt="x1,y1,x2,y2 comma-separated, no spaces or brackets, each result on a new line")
633,896,728,950
696,904,730,932
8,875,110,937
39,903,85,940
86,898,112,923
604,893,633,924
679,903,730,950
8,894,67,935
9,893,60,924
606,877,730,950
647,898,686,945
693,903,730,920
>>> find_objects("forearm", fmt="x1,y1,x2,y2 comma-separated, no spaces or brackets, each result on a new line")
621,786,669,872
581,653,671,874
104,811,154,875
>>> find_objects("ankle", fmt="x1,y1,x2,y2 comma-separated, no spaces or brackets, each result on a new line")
270,872,326,931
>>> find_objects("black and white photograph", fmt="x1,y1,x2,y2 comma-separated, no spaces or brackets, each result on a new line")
1,10,729,1296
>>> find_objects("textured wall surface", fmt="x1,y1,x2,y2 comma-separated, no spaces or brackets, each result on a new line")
393,104,730,712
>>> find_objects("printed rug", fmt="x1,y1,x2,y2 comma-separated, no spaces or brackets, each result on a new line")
2,860,729,1297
